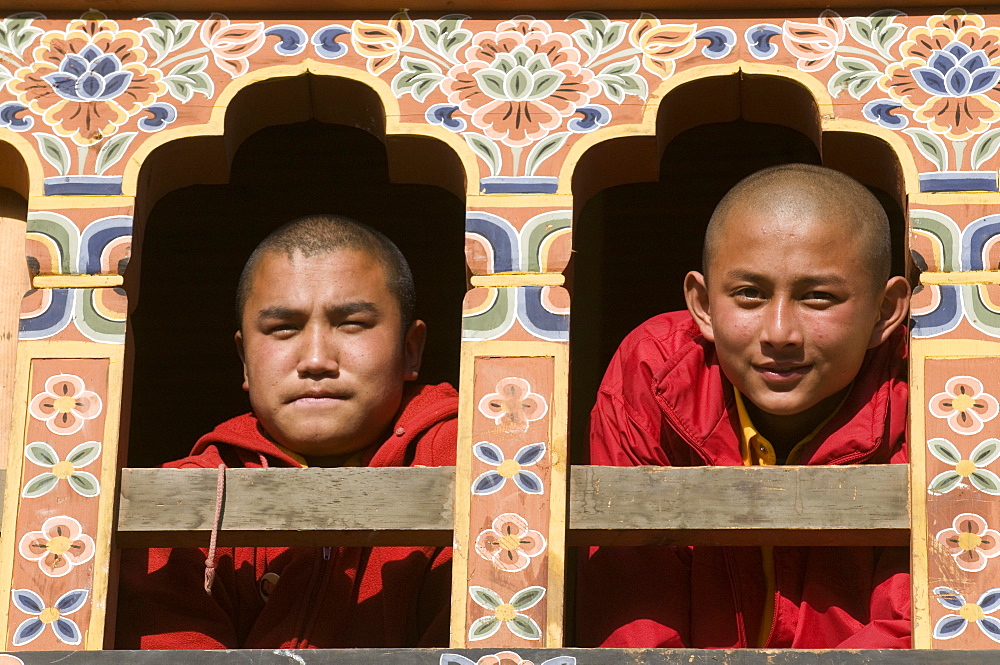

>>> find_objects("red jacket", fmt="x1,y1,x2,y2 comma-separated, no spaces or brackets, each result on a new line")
116,383,458,650
577,311,910,649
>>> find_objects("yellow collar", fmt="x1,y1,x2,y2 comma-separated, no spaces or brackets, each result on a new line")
734,389,843,466
273,444,367,469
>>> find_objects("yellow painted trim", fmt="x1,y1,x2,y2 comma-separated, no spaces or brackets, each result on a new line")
909,338,930,649
921,271,1000,285
545,343,569,647
33,274,123,289
27,196,135,211
912,338,1000,359
559,61,922,197
910,192,1000,206
470,273,564,288
0,127,46,200
450,340,476,647
13,340,122,358
0,347,32,647
88,345,125,649
466,195,573,209
122,60,481,198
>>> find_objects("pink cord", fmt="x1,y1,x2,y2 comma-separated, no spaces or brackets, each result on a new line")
204,464,225,594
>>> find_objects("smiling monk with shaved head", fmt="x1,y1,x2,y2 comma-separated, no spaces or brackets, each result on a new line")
578,164,913,649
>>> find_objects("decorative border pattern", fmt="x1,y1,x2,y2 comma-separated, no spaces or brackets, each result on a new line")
1,9,1000,192
3,359,109,651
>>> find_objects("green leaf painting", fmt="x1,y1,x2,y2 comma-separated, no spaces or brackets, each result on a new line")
827,56,881,100
904,128,948,171
25,441,59,467
392,56,444,103
464,133,502,177
165,56,214,103
469,585,502,610
972,129,1000,170
525,132,568,176
35,134,72,176
95,132,137,176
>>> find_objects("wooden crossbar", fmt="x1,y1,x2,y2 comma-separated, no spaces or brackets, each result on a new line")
109,465,910,547
0,648,985,664
0,465,909,547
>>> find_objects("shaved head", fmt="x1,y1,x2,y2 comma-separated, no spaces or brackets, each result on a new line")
704,164,891,287
237,214,415,330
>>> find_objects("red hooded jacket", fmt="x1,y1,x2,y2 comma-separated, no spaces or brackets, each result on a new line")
116,383,457,650
577,311,910,649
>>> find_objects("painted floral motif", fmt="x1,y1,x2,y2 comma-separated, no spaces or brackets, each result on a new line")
937,513,1000,572
881,11,1000,141
441,17,601,148
627,13,696,78
478,377,548,433
929,376,1000,436
10,588,88,646
475,513,547,572
200,13,266,78
782,10,845,72
933,586,1000,641
9,15,165,145
440,653,576,665
468,585,545,641
22,440,101,498
18,515,96,578
472,440,545,495
0,656,26,665
28,373,102,436
928,437,1000,495
352,13,414,76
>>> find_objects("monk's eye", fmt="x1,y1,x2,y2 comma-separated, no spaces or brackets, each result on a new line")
803,291,838,303
732,287,764,302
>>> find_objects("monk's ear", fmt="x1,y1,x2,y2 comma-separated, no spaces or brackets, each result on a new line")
867,275,911,348
234,330,250,392
684,271,715,342
403,319,427,381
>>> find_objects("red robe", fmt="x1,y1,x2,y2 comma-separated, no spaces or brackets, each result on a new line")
116,383,457,649
577,311,910,649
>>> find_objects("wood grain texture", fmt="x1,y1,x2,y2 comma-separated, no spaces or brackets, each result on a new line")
570,465,910,546
109,465,908,548
116,467,455,547
0,649,996,664
0,192,27,468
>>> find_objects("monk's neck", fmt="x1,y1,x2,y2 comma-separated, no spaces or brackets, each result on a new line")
744,386,850,461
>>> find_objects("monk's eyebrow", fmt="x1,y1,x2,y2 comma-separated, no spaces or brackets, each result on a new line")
256,306,300,321
797,274,849,288
725,270,768,283
329,301,379,317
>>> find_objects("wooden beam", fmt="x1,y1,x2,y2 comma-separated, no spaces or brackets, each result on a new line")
106,465,907,548
571,465,910,547
0,648,990,664
116,467,455,548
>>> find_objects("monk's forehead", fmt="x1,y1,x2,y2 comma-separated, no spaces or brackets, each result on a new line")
717,188,866,236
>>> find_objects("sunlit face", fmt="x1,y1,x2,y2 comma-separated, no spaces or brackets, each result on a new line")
236,249,424,461
686,206,897,418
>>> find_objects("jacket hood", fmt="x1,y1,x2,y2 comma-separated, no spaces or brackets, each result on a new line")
650,311,908,466
189,382,459,468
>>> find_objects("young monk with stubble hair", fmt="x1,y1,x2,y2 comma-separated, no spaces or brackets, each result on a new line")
117,214,457,649
577,164,913,648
